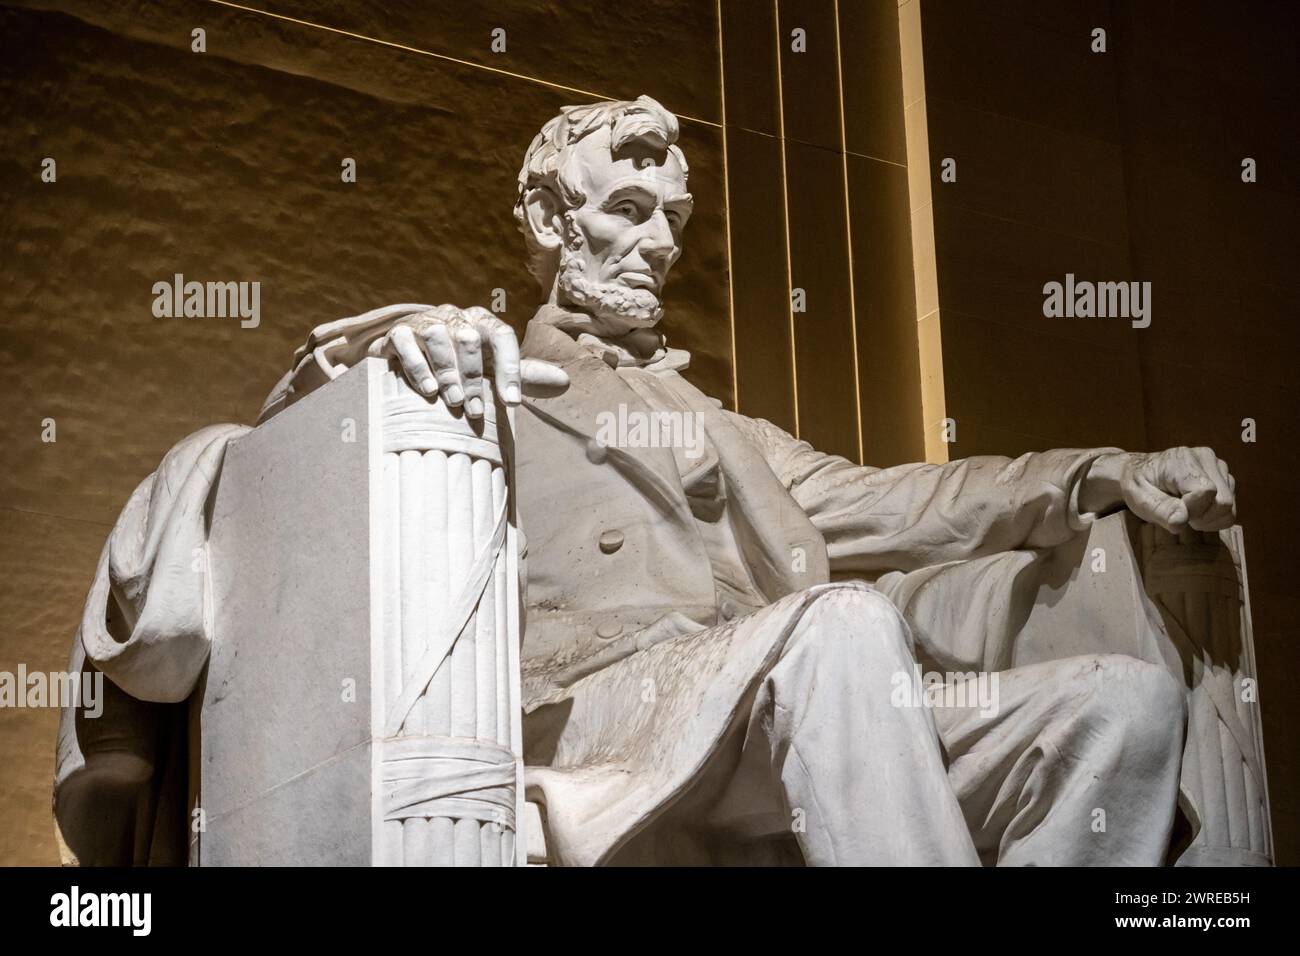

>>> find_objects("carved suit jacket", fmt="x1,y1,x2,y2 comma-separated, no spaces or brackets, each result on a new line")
54,302,1122,864
509,314,1116,706
62,301,1122,710
258,303,1115,701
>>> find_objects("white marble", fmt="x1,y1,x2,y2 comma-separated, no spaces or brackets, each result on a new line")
199,361,523,865
55,95,1270,867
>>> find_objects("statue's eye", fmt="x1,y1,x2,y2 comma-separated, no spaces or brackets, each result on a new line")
612,202,639,220
665,211,682,229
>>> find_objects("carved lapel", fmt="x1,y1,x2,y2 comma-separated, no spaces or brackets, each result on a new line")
660,376,831,599
519,318,694,524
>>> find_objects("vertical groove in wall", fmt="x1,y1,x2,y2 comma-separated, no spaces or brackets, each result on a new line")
833,0,865,465
773,0,800,439
717,0,797,435
717,0,739,411
899,0,947,463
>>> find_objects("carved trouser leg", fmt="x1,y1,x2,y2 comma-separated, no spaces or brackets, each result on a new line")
711,584,980,865
936,655,1185,865
706,590,1185,865
527,582,1187,865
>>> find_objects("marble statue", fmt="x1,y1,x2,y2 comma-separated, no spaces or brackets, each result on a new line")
55,95,1272,866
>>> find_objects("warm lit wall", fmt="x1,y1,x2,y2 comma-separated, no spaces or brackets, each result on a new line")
920,0,1298,863
0,0,734,865
7,0,1287,869
0,0,931,867
721,0,927,466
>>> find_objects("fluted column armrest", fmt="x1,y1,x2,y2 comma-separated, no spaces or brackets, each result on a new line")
1134,522,1273,866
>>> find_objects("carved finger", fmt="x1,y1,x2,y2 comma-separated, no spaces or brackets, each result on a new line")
519,358,570,394
1189,501,1235,532
1190,467,1236,529
420,321,463,407
466,307,522,405
1180,484,1217,519
1221,459,1237,496
1166,447,1216,501
388,324,437,396
1218,458,1235,489
1200,450,1235,509
1127,473,1188,533
454,322,486,418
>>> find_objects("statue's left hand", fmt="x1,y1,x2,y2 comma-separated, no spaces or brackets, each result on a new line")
1080,447,1237,534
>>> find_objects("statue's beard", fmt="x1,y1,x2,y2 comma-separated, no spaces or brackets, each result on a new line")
556,247,663,338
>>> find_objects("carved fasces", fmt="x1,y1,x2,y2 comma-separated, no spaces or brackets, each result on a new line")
377,370,525,866
1139,525,1272,865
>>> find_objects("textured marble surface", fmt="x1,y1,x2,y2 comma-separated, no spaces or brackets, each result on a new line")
0,0,726,864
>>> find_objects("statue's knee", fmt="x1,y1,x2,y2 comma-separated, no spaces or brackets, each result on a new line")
796,584,912,666
1078,655,1186,753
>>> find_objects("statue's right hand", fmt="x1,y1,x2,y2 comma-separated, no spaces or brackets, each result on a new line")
375,305,568,418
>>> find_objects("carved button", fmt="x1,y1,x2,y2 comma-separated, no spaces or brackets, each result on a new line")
598,530,625,554
585,439,608,465
596,620,623,640
720,600,737,621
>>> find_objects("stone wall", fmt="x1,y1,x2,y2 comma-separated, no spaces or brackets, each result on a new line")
4,0,1289,866
2,0,931,867
0,0,734,866
921,0,1298,863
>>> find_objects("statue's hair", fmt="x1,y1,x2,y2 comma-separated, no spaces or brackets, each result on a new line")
514,95,688,288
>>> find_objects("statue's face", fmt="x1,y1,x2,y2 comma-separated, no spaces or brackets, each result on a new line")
556,132,692,332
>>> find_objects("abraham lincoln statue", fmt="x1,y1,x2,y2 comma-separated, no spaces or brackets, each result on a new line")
56,96,1260,867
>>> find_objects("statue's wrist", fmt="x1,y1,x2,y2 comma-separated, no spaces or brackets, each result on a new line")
1079,452,1131,517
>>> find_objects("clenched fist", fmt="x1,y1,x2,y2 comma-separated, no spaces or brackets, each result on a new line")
373,304,568,417
1081,447,1237,534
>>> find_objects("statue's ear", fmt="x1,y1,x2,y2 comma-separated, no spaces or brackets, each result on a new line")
521,185,564,253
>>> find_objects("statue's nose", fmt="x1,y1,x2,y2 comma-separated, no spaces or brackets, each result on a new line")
639,210,677,263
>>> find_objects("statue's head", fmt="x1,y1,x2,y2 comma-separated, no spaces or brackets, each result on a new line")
514,95,692,335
